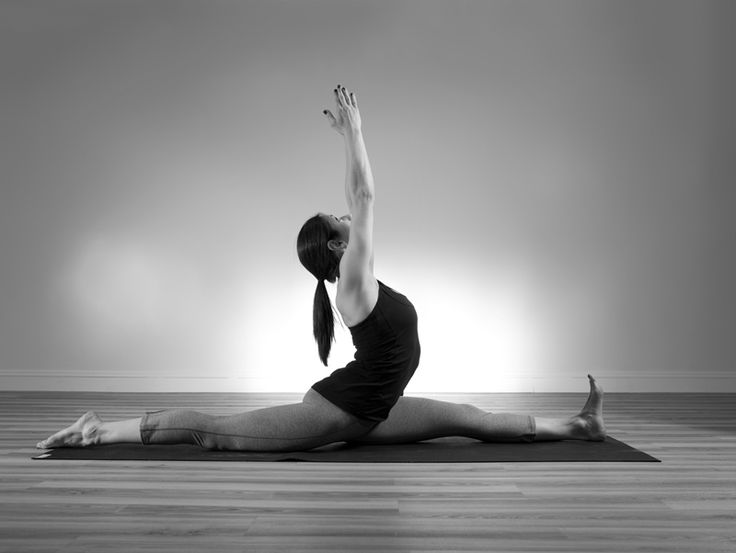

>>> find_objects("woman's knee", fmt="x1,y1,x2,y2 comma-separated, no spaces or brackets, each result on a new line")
459,402,486,418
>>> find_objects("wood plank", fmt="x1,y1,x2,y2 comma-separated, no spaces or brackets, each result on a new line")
1,392,735,552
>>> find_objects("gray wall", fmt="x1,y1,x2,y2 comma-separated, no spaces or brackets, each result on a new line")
1,0,734,392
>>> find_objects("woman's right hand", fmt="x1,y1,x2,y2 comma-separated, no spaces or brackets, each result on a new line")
323,84,362,136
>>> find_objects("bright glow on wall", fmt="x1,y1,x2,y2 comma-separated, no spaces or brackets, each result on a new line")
213,271,328,392
392,261,542,393
2,1,734,392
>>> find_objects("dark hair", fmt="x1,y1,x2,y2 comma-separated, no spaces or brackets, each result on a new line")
297,214,341,365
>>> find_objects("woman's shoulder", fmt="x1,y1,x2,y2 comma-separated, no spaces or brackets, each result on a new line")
336,277,380,327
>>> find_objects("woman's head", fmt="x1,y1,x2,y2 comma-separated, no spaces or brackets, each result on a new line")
296,213,349,283
297,213,351,365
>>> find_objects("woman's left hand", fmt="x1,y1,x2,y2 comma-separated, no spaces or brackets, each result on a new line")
323,84,362,136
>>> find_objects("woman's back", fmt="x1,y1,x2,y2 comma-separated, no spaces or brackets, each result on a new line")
311,280,421,423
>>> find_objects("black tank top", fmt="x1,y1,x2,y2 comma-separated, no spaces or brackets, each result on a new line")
311,280,421,422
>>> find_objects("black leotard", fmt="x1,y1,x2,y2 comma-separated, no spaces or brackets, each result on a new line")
311,280,421,423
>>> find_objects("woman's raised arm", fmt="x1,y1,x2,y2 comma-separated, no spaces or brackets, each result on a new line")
323,85,375,211
323,85,375,286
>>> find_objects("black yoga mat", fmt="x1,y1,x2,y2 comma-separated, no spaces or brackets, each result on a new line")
33,436,659,462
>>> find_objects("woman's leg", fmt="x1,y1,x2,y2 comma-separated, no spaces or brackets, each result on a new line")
353,374,605,444
37,389,373,451
36,411,141,449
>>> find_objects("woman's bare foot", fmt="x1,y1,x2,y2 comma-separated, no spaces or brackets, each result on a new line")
36,411,103,449
569,375,606,441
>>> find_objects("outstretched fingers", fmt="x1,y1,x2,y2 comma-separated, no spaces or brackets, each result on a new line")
334,85,346,108
335,84,357,108
324,84,361,134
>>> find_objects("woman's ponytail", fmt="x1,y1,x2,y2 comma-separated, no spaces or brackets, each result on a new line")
313,279,335,366
297,214,341,365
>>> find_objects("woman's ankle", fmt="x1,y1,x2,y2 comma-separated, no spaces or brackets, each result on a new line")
532,417,575,441
98,418,144,444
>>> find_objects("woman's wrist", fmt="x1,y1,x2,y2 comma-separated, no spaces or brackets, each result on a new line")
343,127,364,149
344,122,362,136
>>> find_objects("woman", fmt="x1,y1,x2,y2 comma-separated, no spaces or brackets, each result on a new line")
37,85,605,452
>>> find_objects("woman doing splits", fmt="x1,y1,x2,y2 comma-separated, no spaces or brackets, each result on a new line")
37,85,606,452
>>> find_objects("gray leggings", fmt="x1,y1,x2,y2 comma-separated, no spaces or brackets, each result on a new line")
140,389,536,451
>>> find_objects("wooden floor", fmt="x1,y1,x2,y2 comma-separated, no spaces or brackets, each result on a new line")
1,391,735,553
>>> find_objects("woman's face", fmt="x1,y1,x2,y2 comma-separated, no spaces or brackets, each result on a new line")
321,213,351,243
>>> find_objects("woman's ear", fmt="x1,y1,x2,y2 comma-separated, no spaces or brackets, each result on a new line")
327,239,347,253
